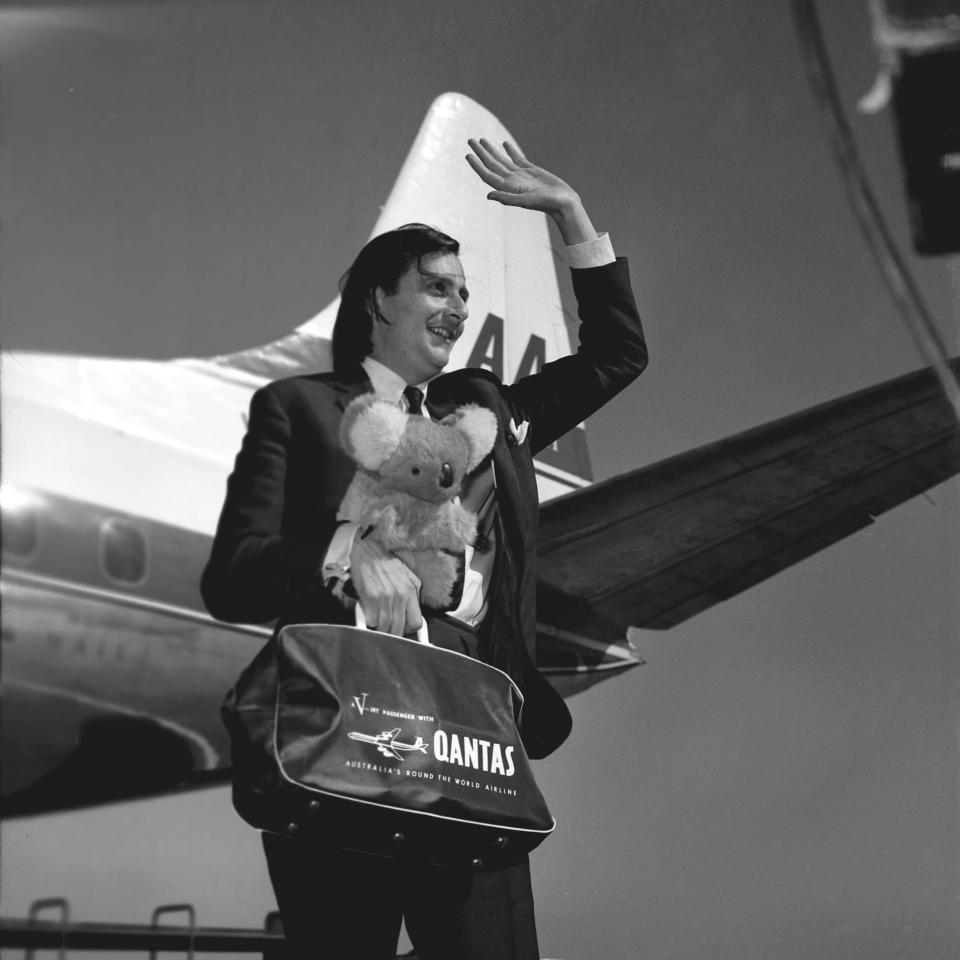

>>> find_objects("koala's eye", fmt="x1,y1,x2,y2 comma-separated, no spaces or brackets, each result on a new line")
411,467,420,476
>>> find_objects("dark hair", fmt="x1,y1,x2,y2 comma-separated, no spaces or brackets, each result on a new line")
332,223,461,374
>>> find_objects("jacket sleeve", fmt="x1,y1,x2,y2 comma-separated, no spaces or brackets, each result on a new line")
200,384,336,624
505,257,648,455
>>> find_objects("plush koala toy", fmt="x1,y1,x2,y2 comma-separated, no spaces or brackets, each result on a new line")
338,393,499,609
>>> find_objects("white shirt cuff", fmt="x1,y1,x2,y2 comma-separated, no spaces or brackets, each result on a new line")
566,232,616,269
322,522,361,583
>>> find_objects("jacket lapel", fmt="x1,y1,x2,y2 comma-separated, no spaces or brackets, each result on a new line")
429,370,532,563
333,364,374,413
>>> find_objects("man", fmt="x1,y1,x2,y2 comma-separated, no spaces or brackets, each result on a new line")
202,138,647,960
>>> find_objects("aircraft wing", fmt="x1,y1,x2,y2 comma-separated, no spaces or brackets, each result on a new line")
536,359,960,690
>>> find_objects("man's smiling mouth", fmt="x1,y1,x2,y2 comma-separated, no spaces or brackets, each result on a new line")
427,326,457,343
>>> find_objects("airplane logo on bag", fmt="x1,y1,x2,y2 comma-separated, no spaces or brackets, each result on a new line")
346,694,517,775
347,728,429,762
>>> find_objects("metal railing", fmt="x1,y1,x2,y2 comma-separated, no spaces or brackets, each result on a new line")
0,898,419,959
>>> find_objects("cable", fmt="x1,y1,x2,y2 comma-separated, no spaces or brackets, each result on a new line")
791,0,960,423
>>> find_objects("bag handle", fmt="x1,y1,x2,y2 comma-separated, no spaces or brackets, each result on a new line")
354,604,431,645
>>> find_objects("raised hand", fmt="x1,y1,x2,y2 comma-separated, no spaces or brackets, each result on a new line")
465,138,598,246
466,138,578,213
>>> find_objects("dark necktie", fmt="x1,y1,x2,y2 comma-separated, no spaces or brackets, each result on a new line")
403,383,462,609
403,385,424,415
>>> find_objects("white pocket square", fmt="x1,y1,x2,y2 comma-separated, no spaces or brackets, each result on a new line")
508,417,530,445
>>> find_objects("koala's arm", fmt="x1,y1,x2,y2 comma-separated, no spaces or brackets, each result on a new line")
411,501,478,551
200,384,337,624
371,502,407,547
371,497,475,552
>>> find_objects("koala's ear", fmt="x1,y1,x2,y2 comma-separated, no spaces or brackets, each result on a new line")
340,394,407,470
453,404,499,472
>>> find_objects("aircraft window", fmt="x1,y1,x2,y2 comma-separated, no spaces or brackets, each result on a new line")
100,519,147,585
2,506,38,558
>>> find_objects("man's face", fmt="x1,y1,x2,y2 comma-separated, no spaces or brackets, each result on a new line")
369,252,469,384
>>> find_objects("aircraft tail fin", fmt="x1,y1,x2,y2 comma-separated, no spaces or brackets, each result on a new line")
191,92,591,486
194,92,522,380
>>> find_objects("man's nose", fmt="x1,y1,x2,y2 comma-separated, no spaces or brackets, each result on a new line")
448,295,468,322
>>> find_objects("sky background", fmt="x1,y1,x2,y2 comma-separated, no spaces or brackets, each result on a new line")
2,2,959,959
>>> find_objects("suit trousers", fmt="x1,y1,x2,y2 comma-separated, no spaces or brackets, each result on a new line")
263,834,540,960
261,613,540,959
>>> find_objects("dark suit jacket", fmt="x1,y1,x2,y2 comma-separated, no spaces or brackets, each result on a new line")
201,258,647,758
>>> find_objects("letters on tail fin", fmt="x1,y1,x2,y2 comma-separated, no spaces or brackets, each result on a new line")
197,92,593,494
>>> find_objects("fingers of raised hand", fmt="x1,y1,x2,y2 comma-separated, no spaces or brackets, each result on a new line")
466,138,542,207
468,137,512,175
484,189,527,208
468,137,531,171
466,152,503,190
502,141,530,167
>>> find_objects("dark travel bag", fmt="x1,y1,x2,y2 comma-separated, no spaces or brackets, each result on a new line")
222,619,555,867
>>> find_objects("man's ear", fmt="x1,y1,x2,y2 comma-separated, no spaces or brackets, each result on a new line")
340,395,407,471
372,287,388,323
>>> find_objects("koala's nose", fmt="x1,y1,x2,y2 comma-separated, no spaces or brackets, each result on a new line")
439,463,454,489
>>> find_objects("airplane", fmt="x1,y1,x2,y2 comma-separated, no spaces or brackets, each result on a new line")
2,91,959,820
347,729,430,762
